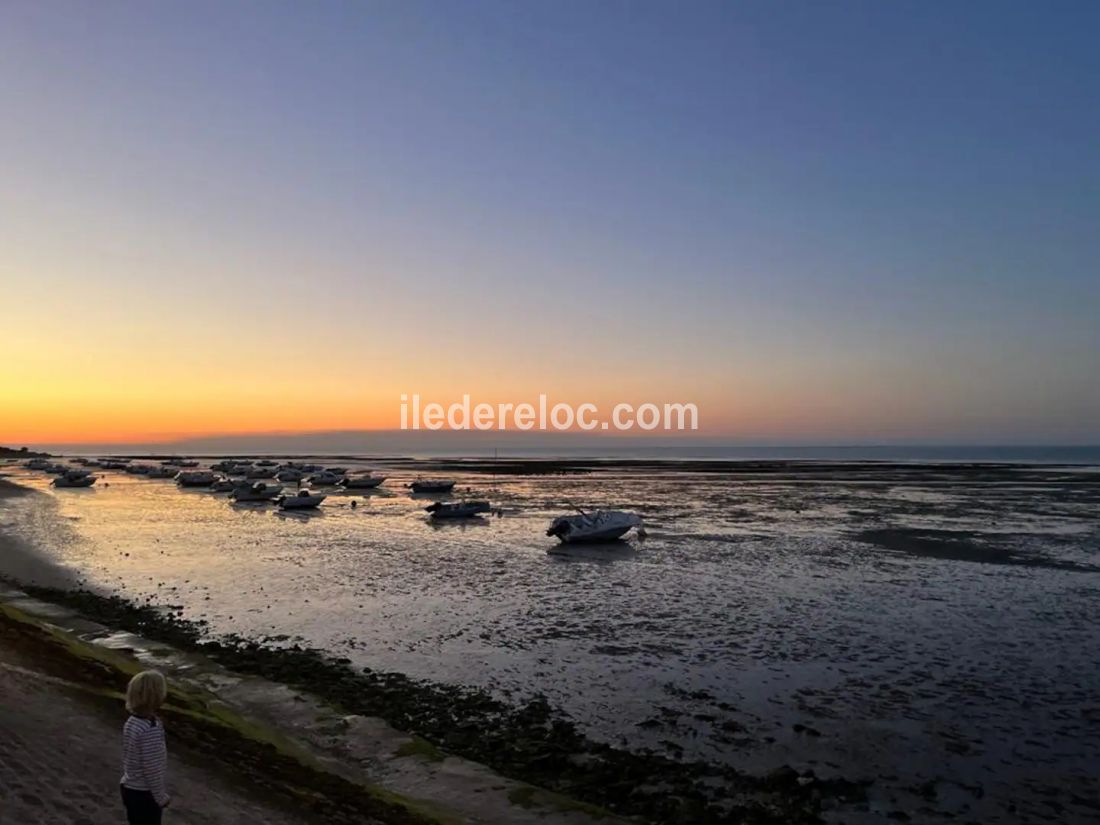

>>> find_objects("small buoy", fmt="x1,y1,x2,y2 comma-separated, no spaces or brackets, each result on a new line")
351,500,358,508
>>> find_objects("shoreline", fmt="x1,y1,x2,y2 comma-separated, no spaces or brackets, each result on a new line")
0,474,861,823
5,581,861,823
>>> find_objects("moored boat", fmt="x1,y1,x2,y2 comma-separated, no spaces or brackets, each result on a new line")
53,470,96,488
341,473,386,489
229,481,284,502
546,509,643,543
425,500,491,519
408,478,456,494
176,470,216,487
307,471,345,486
277,490,326,510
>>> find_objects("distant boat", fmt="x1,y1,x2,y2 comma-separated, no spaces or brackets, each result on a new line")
408,479,456,494
144,466,178,479
324,467,349,474
546,509,643,543
126,464,154,474
53,470,96,488
341,473,386,489
275,468,304,482
25,458,51,470
246,467,276,479
256,459,278,467
176,470,216,487
100,459,131,470
425,500,491,519
277,490,326,510
229,481,284,502
307,471,345,486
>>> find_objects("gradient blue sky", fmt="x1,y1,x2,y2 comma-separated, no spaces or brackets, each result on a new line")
2,1,1098,444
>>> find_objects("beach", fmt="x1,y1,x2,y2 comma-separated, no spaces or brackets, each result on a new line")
2,459,1099,823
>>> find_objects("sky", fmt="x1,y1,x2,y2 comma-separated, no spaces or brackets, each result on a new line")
2,0,1098,447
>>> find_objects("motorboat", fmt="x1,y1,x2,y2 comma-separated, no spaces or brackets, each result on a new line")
53,470,96,488
546,509,644,543
144,466,178,479
25,458,51,470
100,459,130,470
256,459,278,467
126,464,154,474
229,482,284,502
408,479,456,494
425,500,491,519
210,478,235,492
246,467,276,479
341,473,386,489
44,463,69,474
277,490,326,510
275,468,304,482
307,471,345,486
176,470,217,487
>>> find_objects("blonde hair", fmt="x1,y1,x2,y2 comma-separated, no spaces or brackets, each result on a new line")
126,670,168,717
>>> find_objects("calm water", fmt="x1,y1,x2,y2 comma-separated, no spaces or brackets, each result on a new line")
2,459,1099,823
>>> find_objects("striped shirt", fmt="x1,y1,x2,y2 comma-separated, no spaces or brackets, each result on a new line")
120,715,169,806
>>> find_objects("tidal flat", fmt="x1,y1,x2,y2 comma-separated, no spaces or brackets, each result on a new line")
2,459,1098,823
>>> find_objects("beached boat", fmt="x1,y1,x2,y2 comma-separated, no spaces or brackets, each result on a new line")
176,470,216,487
277,490,326,510
100,459,130,470
307,471,345,486
546,509,644,543
256,459,278,467
408,479,456,494
425,500,491,519
229,482,284,502
341,473,386,489
275,468,304,482
246,467,276,479
53,470,96,488
144,466,178,479
126,464,154,474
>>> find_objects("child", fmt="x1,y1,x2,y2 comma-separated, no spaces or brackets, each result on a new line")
120,670,171,824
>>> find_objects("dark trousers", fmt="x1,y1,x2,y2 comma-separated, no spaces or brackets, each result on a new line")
120,785,163,825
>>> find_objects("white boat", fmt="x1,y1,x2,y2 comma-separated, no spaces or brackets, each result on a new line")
426,500,491,519
546,509,644,543
230,482,284,502
307,471,345,486
408,478,456,494
277,490,326,510
341,473,386,489
176,470,216,487
53,470,96,488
